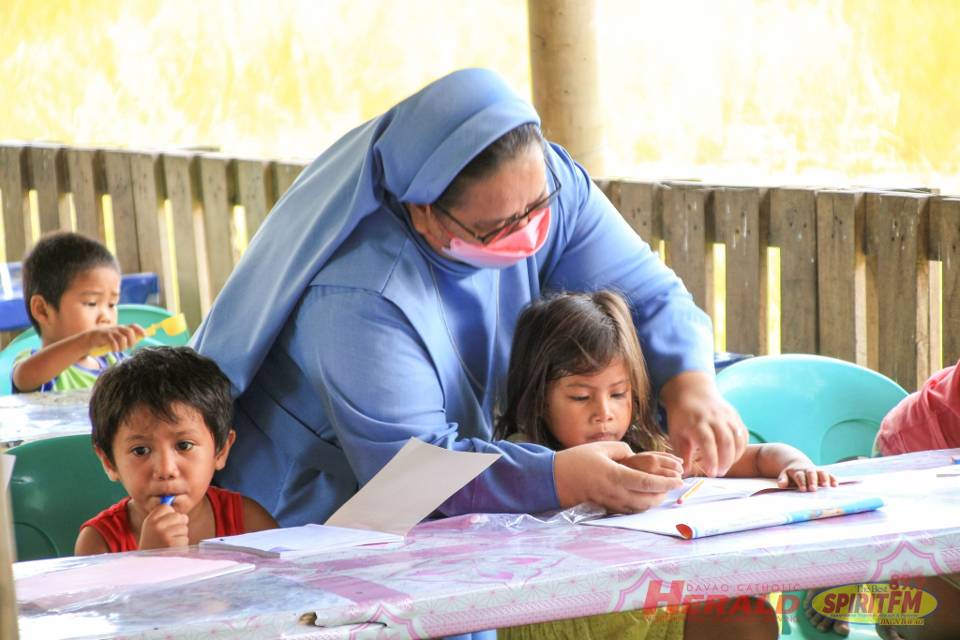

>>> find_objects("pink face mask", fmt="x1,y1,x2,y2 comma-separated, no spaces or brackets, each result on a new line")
442,207,552,269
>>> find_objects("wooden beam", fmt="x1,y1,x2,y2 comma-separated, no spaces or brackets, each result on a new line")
528,0,603,174
0,472,19,639
866,192,931,390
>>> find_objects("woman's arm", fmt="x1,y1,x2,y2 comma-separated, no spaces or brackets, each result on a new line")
298,288,681,516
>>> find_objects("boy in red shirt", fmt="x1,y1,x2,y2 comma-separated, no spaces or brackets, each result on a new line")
76,347,276,554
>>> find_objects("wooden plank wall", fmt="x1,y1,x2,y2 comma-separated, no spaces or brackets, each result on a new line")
601,180,957,392
0,143,307,333
0,141,957,392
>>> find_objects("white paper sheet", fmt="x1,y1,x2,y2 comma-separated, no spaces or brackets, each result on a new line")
200,523,402,558
326,438,500,536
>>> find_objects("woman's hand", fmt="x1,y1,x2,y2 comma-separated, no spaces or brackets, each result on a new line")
777,465,838,492
554,442,684,514
660,371,749,477
621,451,684,480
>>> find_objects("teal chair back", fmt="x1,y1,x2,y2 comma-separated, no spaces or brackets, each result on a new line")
0,304,190,395
717,354,909,640
4,434,127,561
716,354,908,465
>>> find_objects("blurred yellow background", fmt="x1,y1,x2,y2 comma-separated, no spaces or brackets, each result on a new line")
2,0,958,192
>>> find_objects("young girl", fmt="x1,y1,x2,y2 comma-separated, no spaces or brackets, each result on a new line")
496,290,837,640
497,290,837,491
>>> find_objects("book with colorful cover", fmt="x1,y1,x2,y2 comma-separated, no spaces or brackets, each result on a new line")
584,488,884,539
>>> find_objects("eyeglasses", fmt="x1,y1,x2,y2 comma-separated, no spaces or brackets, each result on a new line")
433,162,562,245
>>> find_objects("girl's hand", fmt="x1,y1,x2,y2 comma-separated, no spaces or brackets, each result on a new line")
138,504,189,549
777,465,838,492
621,451,684,481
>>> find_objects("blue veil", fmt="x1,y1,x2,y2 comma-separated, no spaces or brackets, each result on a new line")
191,69,540,394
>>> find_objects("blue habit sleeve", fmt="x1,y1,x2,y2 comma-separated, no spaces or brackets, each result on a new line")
292,286,561,516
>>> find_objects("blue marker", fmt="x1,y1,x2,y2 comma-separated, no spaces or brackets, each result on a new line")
160,495,175,506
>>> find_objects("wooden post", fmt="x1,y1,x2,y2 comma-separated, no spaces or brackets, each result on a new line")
197,156,235,303
0,476,19,640
162,153,204,331
235,160,272,242
866,192,931,390
62,148,104,243
528,0,604,174
930,196,960,366
715,187,766,356
816,190,866,365
769,188,818,354
661,182,713,315
25,145,70,237
102,151,143,273
0,145,28,263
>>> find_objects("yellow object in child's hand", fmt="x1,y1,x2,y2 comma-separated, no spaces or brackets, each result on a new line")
89,314,187,357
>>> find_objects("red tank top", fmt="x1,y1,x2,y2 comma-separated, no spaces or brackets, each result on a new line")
81,486,246,553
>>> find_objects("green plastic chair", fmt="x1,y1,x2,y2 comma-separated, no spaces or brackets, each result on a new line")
716,354,908,465
0,304,190,395
4,434,127,561
717,354,909,639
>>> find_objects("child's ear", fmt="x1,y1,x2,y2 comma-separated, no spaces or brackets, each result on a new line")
29,294,54,328
93,446,121,482
214,430,237,471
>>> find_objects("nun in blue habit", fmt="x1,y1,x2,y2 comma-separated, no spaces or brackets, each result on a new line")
193,68,746,533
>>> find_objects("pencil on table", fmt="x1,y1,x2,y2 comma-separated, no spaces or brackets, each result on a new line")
676,478,706,505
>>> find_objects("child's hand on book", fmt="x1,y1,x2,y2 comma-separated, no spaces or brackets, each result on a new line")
776,465,839,492
85,324,147,354
139,503,189,549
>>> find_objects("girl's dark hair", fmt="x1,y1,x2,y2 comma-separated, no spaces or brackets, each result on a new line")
495,290,666,453
90,347,233,464
22,231,119,333
435,122,545,209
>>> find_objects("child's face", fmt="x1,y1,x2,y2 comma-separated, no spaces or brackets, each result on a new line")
36,266,120,343
97,402,235,520
546,357,633,449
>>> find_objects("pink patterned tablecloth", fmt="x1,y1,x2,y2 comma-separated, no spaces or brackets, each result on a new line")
15,448,960,639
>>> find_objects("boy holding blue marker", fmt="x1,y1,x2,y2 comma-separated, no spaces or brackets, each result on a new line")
75,347,276,555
